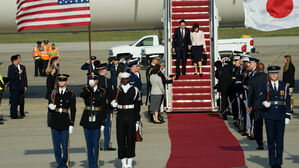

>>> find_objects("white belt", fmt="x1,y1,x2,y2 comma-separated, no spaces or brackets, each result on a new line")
117,104,134,110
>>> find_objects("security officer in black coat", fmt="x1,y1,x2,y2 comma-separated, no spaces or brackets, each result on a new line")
80,73,107,168
48,74,76,168
96,63,116,151
248,63,267,150
111,72,141,168
260,66,291,168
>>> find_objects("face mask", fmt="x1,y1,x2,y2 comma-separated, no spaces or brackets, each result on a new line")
89,80,95,87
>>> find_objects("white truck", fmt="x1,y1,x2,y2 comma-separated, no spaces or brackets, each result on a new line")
108,34,163,59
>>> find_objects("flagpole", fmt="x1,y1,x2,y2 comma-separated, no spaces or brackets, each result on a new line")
88,25,94,116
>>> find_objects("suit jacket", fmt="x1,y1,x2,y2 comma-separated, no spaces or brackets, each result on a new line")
248,72,267,119
8,64,27,91
172,27,191,50
260,81,291,120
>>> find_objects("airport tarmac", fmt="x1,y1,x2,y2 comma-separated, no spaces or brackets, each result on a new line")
0,36,299,168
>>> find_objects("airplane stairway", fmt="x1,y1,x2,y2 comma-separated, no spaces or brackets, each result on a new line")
170,0,213,112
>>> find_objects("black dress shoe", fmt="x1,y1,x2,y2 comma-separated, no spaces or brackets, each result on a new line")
11,116,19,119
256,146,264,150
182,73,186,75
248,136,255,140
241,133,248,136
104,147,116,151
153,121,162,124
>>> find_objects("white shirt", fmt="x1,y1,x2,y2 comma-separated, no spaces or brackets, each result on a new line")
135,72,140,78
271,80,279,91
59,88,66,94
93,85,98,92
180,28,185,38
121,84,131,93
17,64,21,71
190,31,206,49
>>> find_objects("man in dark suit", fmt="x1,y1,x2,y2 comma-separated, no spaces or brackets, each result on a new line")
17,56,28,118
7,55,25,119
248,63,267,150
172,19,191,79
260,66,291,168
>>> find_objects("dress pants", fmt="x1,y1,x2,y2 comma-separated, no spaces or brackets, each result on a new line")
221,92,229,119
10,90,19,118
265,119,285,166
116,114,136,159
18,91,25,117
34,60,42,76
84,128,101,168
175,47,187,76
254,115,263,147
42,60,49,76
104,112,112,149
51,128,70,168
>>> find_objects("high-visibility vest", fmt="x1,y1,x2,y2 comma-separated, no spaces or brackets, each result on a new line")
33,47,41,60
41,44,50,60
0,75,4,91
50,48,59,60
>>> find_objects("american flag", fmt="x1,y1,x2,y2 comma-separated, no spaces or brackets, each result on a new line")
16,0,91,32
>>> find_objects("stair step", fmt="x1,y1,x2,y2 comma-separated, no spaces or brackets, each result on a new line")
173,94,211,100
172,13,210,20
172,68,210,73
172,107,212,112
172,21,210,28
173,86,211,93
172,7,209,13
172,0,209,7
173,101,212,108
173,79,210,86
172,60,211,66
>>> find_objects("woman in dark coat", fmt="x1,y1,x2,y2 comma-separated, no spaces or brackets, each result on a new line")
283,55,295,113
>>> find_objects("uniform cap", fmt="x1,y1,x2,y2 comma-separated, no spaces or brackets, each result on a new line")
267,66,281,74
91,56,97,60
57,74,70,81
233,56,240,60
149,55,160,60
128,58,141,67
125,54,133,60
119,72,131,79
242,56,250,62
96,63,107,70
37,41,42,44
87,72,99,80
249,57,260,63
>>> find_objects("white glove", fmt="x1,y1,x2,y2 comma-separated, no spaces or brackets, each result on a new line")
69,126,74,134
48,103,56,110
136,121,140,131
285,118,290,125
239,94,243,99
100,125,105,132
111,100,118,108
262,101,271,108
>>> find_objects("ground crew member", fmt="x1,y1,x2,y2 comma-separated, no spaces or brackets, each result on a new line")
260,66,291,168
48,74,76,168
80,73,107,168
96,63,116,151
111,72,141,168
41,40,50,76
33,41,43,77
50,43,59,65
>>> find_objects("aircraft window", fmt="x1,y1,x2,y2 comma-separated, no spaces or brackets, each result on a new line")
138,37,153,46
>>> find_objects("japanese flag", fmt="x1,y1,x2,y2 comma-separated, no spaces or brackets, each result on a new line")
243,0,299,31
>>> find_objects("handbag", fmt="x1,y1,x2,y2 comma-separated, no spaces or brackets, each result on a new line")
136,128,143,142
202,52,207,65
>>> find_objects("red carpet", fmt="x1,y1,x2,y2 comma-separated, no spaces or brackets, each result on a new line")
166,113,246,168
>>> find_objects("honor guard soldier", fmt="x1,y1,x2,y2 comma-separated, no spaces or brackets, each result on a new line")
128,59,142,105
33,41,43,76
80,73,107,168
48,74,76,168
96,63,116,151
108,56,120,88
81,56,100,84
260,66,291,168
111,72,141,168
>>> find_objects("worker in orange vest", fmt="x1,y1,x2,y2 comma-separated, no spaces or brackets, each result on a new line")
33,41,44,77
41,40,50,76
50,43,59,65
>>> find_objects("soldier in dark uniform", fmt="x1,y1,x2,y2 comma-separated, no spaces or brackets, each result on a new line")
48,74,76,168
107,56,119,88
145,55,160,121
111,72,141,168
260,66,291,168
46,57,60,124
128,59,142,104
231,56,241,122
80,73,107,168
81,56,100,83
248,63,267,150
123,54,133,72
96,63,116,151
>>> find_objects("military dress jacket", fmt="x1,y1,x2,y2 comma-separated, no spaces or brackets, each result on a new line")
48,88,76,130
79,86,108,129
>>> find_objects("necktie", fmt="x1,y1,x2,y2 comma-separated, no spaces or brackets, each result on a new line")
274,83,277,91
61,90,63,95
181,29,184,39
